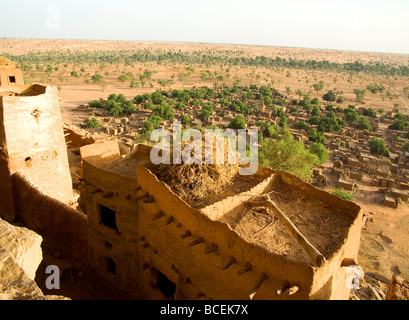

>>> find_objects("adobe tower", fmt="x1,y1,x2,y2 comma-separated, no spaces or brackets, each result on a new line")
0,57,73,221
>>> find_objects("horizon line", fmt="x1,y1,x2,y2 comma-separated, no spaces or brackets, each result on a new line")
2,37,409,57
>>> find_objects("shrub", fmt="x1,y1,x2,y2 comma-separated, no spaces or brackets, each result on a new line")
309,143,329,165
369,138,390,157
153,104,174,120
322,90,336,102
363,108,377,118
85,117,100,129
292,121,308,130
388,120,409,131
357,117,372,130
263,123,280,138
89,100,103,109
402,142,409,153
228,115,246,130
330,188,354,202
259,134,319,180
307,128,326,144
181,115,191,125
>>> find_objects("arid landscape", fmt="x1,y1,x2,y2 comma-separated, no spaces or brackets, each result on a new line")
1,37,409,300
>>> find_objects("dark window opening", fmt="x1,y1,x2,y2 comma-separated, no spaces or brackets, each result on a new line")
25,157,33,167
156,271,176,299
104,241,113,250
99,204,118,231
9,76,16,83
107,258,116,275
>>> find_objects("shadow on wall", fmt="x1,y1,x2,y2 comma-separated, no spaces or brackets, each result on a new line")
10,172,88,268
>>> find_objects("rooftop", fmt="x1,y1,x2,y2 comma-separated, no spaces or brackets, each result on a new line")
0,56,16,69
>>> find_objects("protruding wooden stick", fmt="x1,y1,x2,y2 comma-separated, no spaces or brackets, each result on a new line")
287,285,300,295
152,210,165,221
204,244,218,254
247,195,326,267
276,281,290,295
221,256,236,270
249,273,268,300
238,262,253,275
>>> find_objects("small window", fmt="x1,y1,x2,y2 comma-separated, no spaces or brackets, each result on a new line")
156,270,176,299
99,204,118,231
9,76,16,84
107,258,116,275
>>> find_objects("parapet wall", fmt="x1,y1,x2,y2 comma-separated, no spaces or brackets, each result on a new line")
82,142,363,300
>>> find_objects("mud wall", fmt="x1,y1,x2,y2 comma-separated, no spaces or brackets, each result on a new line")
0,85,73,204
81,141,363,300
11,172,88,267
83,157,315,300
64,127,96,148
275,172,363,299
82,161,141,295
0,67,24,87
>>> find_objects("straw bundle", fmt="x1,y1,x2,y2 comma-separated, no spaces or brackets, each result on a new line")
157,137,240,203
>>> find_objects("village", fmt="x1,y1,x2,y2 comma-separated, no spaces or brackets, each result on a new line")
70,83,409,213
1,39,409,300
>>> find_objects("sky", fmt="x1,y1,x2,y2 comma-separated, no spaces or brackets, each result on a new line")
1,0,409,54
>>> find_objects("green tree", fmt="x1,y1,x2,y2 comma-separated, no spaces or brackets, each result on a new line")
292,121,308,130
389,120,409,131
344,109,360,123
71,70,80,78
259,134,319,180
151,90,165,105
85,117,100,129
363,108,377,118
307,128,326,144
357,117,372,130
118,73,132,84
317,117,344,133
89,100,103,108
199,109,211,121
91,73,104,84
263,123,280,138
353,89,366,103
309,142,329,165
181,115,191,125
153,104,174,120
228,115,246,129
313,81,325,95
401,142,409,153
369,138,390,157
322,90,336,102
336,96,345,104
122,100,136,115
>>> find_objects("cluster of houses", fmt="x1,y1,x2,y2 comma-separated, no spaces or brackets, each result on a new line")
75,90,409,210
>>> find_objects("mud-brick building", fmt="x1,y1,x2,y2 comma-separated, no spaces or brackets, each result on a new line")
80,141,364,300
0,57,73,221
0,56,25,88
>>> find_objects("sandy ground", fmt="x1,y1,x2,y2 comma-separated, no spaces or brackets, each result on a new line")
3,38,409,290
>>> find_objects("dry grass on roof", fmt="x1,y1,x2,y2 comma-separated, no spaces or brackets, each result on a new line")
0,56,15,67
157,137,241,205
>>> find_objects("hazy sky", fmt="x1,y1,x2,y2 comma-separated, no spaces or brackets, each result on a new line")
1,0,409,54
